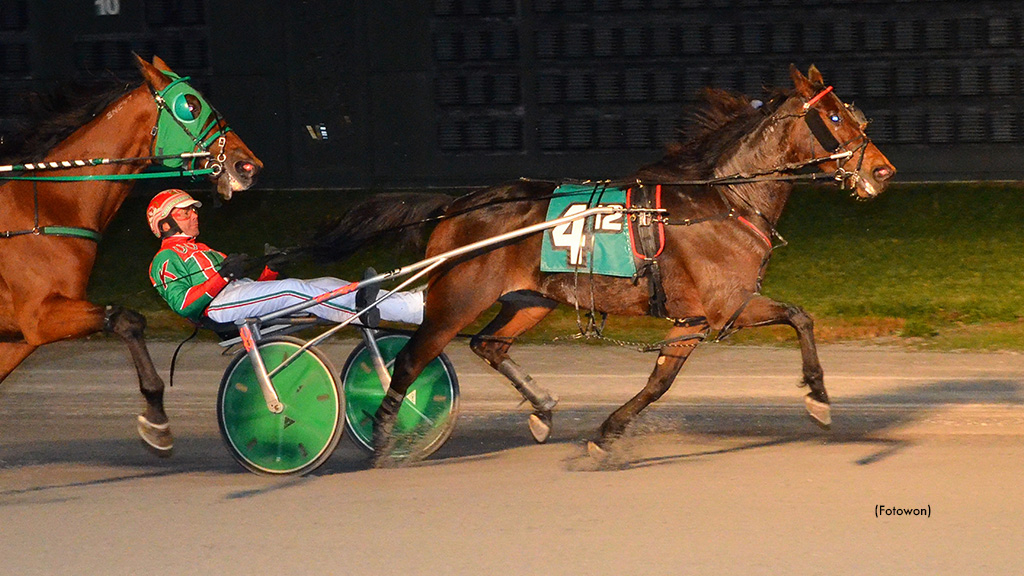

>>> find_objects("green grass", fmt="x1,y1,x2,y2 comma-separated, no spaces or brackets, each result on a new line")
88,182,1024,350
762,182,1024,345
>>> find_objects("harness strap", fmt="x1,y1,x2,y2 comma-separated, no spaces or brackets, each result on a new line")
0,182,103,242
0,224,102,242
715,292,757,342
36,226,103,241
626,184,665,259
736,215,772,247
627,184,669,318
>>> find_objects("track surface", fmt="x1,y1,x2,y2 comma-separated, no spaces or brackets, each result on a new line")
3,339,1024,575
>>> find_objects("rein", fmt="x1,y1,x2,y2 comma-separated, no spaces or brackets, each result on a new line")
0,152,216,181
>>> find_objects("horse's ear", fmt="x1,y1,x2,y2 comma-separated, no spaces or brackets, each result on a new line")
807,64,825,87
790,63,812,97
790,63,823,97
134,53,171,91
150,55,173,72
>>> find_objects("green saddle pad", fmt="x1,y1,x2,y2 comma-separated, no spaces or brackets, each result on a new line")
540,184,637,278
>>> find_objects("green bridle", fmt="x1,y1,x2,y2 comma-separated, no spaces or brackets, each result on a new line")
151,71,233,174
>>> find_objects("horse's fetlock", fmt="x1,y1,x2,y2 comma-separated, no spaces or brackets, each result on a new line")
802,369,824,387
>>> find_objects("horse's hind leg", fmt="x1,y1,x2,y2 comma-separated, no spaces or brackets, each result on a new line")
470,291,558,443
373,278,499,458
725,295,830,427
591,320,708,456
103,306,173,453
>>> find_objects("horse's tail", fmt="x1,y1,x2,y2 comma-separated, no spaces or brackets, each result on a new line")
299,192,454,263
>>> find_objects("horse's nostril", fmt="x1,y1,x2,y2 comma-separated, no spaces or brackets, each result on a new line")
236,161,258,176
873,166,893,181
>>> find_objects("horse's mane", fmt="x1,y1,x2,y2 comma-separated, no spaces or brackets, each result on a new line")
638,86,793,179
0,79,136,164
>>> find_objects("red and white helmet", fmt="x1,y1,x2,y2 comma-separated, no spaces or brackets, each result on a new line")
146,189,202,237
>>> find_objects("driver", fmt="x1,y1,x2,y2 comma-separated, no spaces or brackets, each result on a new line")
146,189,423,327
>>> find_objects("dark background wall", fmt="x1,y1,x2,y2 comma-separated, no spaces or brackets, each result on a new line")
2,0,1023,188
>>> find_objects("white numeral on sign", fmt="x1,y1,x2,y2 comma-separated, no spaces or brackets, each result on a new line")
597,211,622,232
95,0,120,16
549,203,626,266
550,204,589,266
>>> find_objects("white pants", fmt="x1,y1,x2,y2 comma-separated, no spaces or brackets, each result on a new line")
206,277,423,325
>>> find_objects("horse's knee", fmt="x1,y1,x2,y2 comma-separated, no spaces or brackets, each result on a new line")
104,305,147,340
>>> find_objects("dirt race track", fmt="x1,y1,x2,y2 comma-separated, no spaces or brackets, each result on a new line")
2,339,1024,575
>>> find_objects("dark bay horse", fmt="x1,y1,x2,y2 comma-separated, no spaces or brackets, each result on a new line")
321,65,895,460
0,55,262,453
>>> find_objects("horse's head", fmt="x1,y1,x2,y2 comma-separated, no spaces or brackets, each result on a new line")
789,65,895,200
135,55,262,200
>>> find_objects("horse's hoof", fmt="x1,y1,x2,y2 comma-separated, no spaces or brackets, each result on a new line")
136,415,173,456
804,394,832,429
528,410,552,444
587,440,609,461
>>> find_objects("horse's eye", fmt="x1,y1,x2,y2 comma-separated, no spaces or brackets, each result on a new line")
829,113,841,123
173,94,203,122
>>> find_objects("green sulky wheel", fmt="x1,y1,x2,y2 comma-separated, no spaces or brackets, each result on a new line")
217,336,344,476
342,333,459,461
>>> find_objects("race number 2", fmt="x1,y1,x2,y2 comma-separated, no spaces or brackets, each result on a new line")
549,203,624,266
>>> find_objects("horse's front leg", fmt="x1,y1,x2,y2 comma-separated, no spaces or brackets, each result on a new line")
103,306,173,453
590,320,708,457
724,295,830,427
19,297,172,453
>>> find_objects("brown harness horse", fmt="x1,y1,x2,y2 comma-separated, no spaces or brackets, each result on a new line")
318,65,895,461
0,55,262,453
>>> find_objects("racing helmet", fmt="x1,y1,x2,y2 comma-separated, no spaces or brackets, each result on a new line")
146,189,202,237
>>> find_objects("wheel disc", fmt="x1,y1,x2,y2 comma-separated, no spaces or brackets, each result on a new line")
342,334,459,459
218,338,342,475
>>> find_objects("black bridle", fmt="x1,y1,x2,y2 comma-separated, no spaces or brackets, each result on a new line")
800,85,873,192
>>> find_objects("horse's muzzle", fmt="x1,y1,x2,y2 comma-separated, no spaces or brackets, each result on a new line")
216,148,263,200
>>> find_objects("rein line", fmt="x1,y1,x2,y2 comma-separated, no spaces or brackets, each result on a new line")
0,151,215,181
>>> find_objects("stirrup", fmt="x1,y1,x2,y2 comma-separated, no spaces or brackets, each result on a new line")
356,267,381,328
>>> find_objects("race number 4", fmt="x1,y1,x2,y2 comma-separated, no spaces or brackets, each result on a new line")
549,203,623,266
